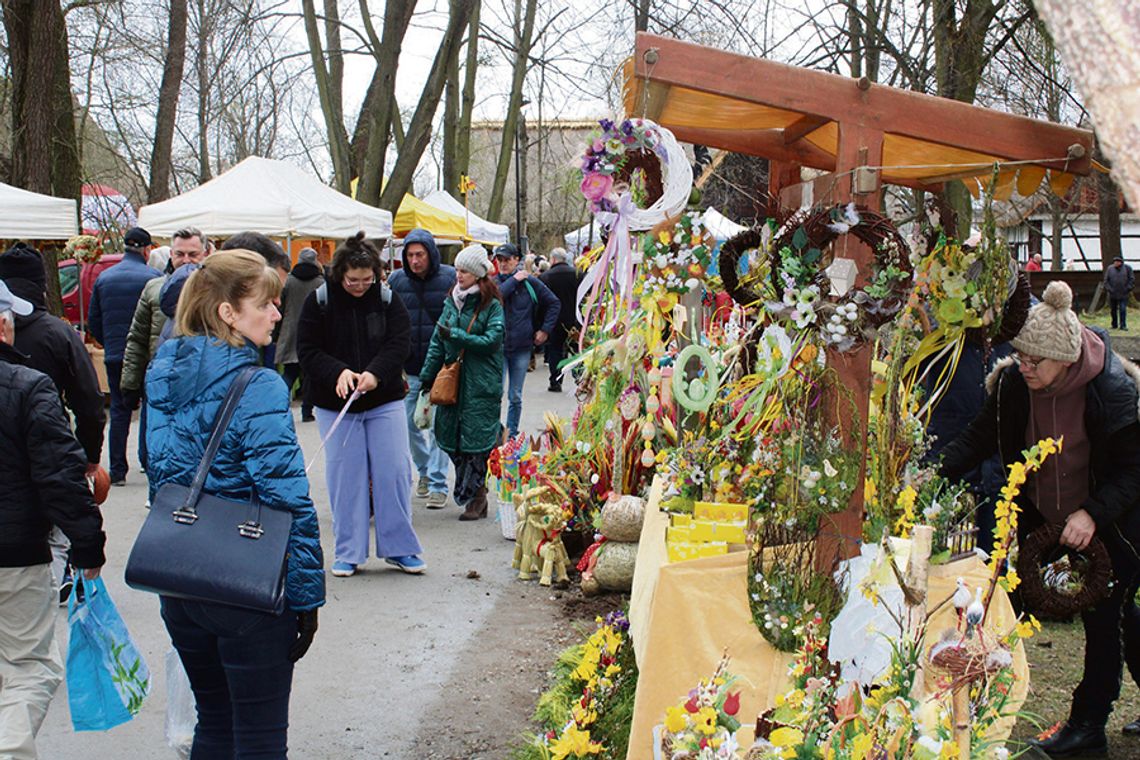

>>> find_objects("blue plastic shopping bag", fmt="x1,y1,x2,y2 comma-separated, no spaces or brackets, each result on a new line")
66,575,151,731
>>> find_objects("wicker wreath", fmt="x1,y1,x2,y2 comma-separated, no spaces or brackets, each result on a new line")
615,147,664,209
719,226,770,307
770,204,911,323
1019,522,1112,618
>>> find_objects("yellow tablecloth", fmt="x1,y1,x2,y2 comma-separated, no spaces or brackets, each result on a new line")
626,480,1028,759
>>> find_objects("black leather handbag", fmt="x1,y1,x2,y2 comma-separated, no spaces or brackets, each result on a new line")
125,366,293,614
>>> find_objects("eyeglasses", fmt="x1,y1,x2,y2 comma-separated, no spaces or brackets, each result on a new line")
1014,353,1047,370
343,276,375,288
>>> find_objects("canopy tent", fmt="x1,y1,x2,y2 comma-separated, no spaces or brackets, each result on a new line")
421,190,510,245
564,221,602,251
701,207,747,240
391,192,469,240
139,156,392,239
82,184,137,234
0,182,78,240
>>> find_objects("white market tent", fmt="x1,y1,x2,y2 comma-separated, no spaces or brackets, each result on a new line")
0,181,78,240
702,207,747,240
138,156,392,239
564,221,602,251
421,189,510,245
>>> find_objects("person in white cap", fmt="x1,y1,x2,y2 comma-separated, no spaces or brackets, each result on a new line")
0,278,106,759
940,281,1140,756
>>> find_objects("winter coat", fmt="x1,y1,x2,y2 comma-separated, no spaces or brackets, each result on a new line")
420,293,505,453
145,336,325,611
276,261,324,366
496,268,559,355
388,229,456,376
121,275,167,392
940,328,1140,531
539,261,581,341
10,303,106,465
1104,263,1135,300
87,249,161,362
296,279,411,414
0,342,105,569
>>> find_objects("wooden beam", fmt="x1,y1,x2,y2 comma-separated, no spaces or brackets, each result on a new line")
631,33,1093,176
783,114,831,145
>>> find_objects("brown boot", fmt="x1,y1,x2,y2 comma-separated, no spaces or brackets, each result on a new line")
459,486,489,521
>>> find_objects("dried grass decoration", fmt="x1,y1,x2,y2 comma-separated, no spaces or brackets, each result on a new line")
1018,522,1112,618
766,203,911,351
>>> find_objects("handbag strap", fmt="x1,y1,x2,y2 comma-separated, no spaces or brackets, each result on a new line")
174,365,260,520
454,306,480,363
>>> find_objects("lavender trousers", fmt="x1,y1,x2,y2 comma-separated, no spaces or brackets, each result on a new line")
315,400,423,564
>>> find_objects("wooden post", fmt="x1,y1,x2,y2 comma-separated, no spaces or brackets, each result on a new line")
906,526,933,703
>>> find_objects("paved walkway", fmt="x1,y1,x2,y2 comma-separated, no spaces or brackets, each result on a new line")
36,366,577,758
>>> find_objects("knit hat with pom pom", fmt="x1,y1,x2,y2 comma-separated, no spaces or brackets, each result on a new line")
1010,281,1083,363
453,244,491,279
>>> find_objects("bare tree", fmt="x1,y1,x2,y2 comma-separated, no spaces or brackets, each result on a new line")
148,0,189,203
486,0,537,222
302,0,351,192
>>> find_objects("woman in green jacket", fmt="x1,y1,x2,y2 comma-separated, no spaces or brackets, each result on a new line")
420,244,505,521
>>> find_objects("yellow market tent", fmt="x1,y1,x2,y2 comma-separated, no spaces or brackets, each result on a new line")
351,178,491,243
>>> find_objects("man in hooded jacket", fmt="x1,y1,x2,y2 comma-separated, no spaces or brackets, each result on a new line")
277,248,325,422
388,229,456,508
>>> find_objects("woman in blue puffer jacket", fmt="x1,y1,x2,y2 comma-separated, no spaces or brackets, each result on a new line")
145,249,325,758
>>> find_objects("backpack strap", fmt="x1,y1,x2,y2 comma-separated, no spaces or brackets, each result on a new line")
316,281,390,312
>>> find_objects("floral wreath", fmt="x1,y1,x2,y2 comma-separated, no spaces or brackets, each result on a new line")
577,117,692,231
766,203,911,351
638,212,713,316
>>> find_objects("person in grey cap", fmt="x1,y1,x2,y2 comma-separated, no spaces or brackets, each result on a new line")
278,247,325,422
1104,255,1134,331
940,281,1140,756
0,278,105,759
86,226,160,485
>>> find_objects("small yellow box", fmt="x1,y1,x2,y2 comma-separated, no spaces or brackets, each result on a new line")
671,514,692,527
694,501,749,522
667,541,729,563
688,519,746,544
666,525,693,543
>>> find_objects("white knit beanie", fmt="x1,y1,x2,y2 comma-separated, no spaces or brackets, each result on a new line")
1009,281,1083,363
454,244,491,279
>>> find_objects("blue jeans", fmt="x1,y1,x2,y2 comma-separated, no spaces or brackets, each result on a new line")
161,597,297,759
502,350,530,438
104,360,131,480
403,374,449,493
316,401,423,564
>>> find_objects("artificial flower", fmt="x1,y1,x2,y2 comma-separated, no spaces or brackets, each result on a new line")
580,172,614,203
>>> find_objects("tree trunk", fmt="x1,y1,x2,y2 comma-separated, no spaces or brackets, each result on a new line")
356,0,417,206
1097,152,1123,269
195,0,212,184
486,0,537,222
378,0,476,213
324,0,344,129
2,0,78,316
455,0,481,181
302,0,351,193
442,48,461,196
148,0,189,203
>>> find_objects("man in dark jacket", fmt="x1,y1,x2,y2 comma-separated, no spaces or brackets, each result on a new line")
278,248,325,422
87,226,160,485
494,243,559,439
1104,255,1134,331
388,229,455,507
0,279,105,758
538,247,580,393
0,245,105,604
940,282,1140,757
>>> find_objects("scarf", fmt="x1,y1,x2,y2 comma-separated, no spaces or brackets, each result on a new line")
452,283,480,310
1027,327,1105,522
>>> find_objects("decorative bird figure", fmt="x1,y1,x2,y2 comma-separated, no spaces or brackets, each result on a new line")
964,586,986,645
827,202,862,234
952,577,971,630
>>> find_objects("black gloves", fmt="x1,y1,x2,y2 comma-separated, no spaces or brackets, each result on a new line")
289,609,319,662
437,323,452,339
122,389,142,411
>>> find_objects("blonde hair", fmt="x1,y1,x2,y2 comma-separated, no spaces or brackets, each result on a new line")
174,249,282,347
